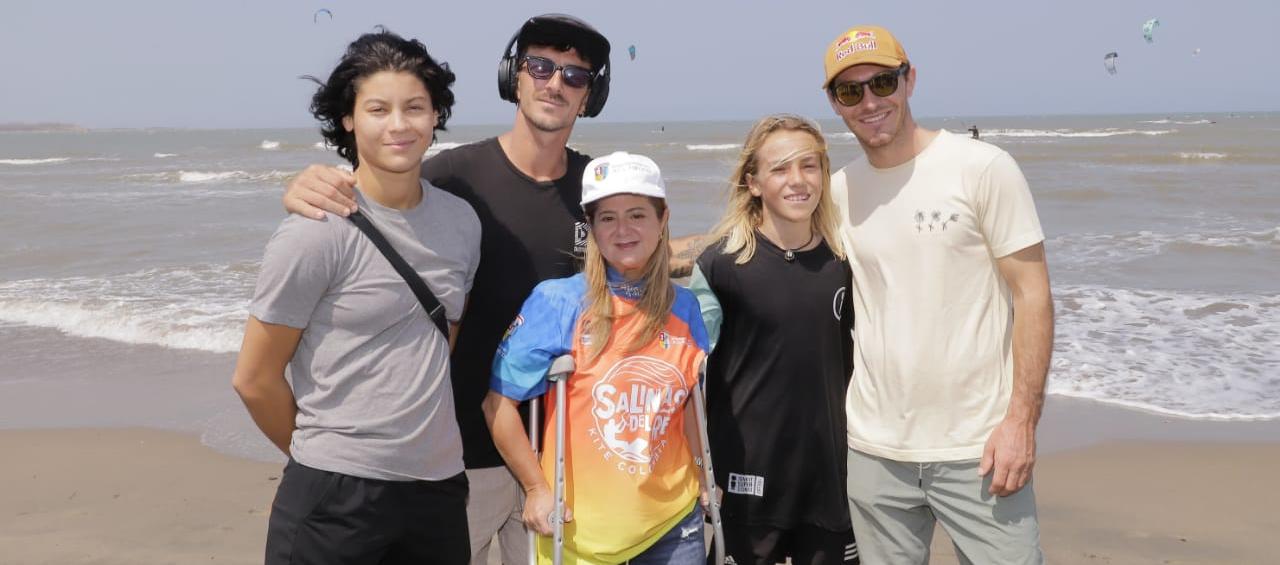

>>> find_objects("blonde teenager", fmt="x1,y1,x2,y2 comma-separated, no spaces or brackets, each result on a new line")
689,114,860,564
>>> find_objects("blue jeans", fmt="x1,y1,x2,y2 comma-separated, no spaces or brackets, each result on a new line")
628,505,706,565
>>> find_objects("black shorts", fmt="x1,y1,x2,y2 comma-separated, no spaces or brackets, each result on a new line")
265,459,470,565
716,519,858,565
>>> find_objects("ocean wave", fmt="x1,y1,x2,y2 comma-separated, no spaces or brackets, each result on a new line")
686,143,740,152
979,128,1176,139
0,264,258,354
1038,187,1113,203
1139,119,1213,125
1050,284,1280,421
1082,151,1271,166
0,157,71,165
178,170,294,183
1049,227,1279,269
154,153,177,158
426,141,464,157
260,140,281,150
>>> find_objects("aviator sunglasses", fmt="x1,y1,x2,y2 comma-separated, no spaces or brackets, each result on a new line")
521,55,594,89
829,64,910,107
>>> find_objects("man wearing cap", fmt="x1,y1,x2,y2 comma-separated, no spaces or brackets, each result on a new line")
821,25,1054,564
282,14,613,564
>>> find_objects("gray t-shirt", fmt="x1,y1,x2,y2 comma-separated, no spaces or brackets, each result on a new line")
250,181,480,481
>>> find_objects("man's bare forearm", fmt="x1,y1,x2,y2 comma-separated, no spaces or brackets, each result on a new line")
1006,287,1053,425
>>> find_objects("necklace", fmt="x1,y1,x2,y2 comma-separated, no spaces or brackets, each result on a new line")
758,229,816,262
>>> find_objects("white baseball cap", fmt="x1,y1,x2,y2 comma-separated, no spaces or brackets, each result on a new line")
580,151,666,207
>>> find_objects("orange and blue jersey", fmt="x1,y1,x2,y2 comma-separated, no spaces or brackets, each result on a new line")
492,271,710,564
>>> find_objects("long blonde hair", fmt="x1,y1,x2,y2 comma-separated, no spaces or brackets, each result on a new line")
708,114,845,264
581,197,674,360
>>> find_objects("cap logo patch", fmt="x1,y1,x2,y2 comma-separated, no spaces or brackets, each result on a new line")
834,30,878,62
594,164,609,181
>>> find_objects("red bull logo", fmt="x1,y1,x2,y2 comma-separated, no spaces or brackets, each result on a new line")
834,31,879,62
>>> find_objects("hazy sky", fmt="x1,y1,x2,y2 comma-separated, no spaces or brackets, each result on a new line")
3,0,1276,129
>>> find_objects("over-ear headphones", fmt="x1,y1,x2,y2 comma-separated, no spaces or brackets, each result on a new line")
497,14,611,118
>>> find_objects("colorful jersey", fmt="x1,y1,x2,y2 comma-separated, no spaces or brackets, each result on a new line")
492,273,710,564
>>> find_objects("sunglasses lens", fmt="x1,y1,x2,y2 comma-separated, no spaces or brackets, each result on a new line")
561,66,592,88
868,73,900,97
833,82,863,106
524,57,554,79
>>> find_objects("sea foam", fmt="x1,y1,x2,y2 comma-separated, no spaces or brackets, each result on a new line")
1051,284,1280,421
0,264,257,354
686,143,739,152
980,129,1176,139
0,157,72,165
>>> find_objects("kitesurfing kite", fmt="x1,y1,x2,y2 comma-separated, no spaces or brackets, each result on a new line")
1143,18,1160,43
1103,52,1119,75
628,45,636,61
314,8,333,23
1192,48,1201,56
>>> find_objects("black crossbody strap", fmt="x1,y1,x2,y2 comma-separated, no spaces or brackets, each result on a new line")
346,210,450,339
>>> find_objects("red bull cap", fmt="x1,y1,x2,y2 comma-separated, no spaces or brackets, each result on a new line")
822,25,909,88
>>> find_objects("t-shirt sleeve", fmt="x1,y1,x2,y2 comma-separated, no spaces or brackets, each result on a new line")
976,150,1045,258
249,215,342,329
460,203,481,296
840,260,855,383
490,283,577,401
688,262,723,351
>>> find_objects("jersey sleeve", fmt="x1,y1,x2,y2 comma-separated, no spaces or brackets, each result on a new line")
976,151,1045,258
688,262,723,351
248,214,342,329
490,281,579,401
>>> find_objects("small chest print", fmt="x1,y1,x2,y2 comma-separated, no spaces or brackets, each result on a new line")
914,209,960,233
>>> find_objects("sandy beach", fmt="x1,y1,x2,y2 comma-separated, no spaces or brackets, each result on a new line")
4,399,1278,564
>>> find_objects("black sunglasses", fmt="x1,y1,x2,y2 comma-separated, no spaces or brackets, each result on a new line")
829,64,910,107
521,55,594,89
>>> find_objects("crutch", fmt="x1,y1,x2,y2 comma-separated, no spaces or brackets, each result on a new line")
527,354,575,565
691,360,726,565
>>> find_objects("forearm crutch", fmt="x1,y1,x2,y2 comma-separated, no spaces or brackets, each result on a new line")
691,360,726,565
527,354,575,565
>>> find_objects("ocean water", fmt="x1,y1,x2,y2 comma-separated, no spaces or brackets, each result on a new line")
1,113,1277,456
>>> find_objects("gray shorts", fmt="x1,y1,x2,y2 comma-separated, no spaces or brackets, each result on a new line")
845,449,1042,565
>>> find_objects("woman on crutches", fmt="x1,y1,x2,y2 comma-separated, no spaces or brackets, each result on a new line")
483,152,713,565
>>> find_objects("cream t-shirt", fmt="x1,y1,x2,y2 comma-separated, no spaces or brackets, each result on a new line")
831,130,1044,462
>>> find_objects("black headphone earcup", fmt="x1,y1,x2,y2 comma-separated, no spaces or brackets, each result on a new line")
497,55,517,103
582,66,610,118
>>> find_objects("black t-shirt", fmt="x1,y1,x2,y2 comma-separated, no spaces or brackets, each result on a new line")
422,137,590,469
695,236,854,530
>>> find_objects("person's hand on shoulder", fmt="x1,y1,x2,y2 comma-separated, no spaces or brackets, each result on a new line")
283,165,359,219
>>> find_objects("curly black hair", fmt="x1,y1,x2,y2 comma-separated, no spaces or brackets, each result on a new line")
305,27,456,168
